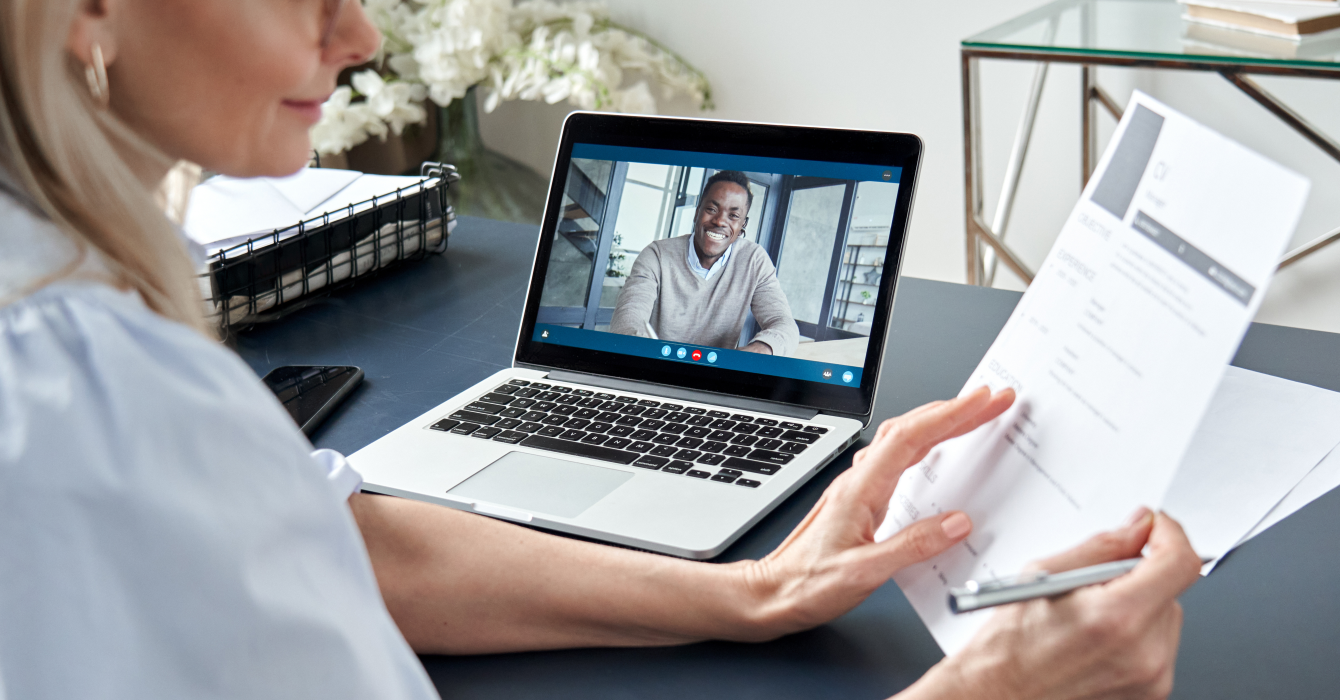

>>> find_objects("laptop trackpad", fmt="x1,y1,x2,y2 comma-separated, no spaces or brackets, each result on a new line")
447,451,634,519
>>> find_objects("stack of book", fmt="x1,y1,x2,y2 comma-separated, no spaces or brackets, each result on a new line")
1180,0,1340,39
1180,0,1340,58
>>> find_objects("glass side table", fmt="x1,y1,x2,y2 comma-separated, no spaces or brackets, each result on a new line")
962,0,1340,286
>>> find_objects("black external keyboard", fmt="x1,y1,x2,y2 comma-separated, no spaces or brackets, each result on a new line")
427,379,831,488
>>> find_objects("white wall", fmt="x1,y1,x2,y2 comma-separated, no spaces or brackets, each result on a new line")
479,0,1340,333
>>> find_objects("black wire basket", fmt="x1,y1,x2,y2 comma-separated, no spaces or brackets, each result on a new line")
202,162,459,333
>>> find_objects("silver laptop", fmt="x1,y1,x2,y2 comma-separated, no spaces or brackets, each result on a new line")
350,113,923,559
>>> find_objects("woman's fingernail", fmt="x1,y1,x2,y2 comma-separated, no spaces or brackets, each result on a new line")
1122,506,1153,529
941,512,972,539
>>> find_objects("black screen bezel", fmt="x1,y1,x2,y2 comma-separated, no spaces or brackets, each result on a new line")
514,113,922,419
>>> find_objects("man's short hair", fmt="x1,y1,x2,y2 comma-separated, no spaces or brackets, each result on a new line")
700,170,753,211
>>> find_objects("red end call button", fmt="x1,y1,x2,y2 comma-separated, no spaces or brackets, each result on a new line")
691,350,702,361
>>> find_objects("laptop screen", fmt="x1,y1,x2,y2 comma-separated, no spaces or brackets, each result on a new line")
516,114,921,418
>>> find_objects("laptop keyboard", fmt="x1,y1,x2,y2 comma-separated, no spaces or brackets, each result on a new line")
427,379,829,488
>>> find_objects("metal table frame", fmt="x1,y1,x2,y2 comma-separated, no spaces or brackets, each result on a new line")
963,3,1340,287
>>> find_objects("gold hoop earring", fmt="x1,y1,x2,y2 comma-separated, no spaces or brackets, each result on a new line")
85,43,109,107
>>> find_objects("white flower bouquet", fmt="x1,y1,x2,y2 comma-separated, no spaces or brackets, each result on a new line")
312,0,713,156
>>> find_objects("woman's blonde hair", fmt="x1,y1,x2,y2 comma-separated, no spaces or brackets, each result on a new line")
0,0,207,332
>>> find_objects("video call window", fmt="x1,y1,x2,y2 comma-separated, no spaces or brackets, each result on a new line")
537,152,899,373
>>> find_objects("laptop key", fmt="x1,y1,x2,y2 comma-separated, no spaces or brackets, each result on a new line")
753,418,778,427
747,449,793,465
619,404,647,415
756,438,785,451
756,427,784,438
707,410,730,418
706,430,733,442
676,437,704,449
537,426,565,437
780,430,819,444
430,419,461,432
711,474,738,484
709,420,736,431
550,386,572,393
718,469,743,477
556,394,582,405
700,441,727,454
559,429,587,441
696,453,726,466
515,388,540,398
641,419,667,431
662,423,689,435
630,429,658,441
564,418,591,430
686,469,711,479
607,425,635,437
520,411,548,422
637,400,661,407
533,401,558,412
652,433,680,445
596,411,622,422
493,431,527,444
736,479,761,488
684,426,711,439
520,435,638,465
472,426,501,439
517,422,544,433
466,402,506,415
479,393,516,405
642,409,668,420
606,437,632,450
733,423,760,435
551,405,578,416
511,398,537,409
508,379,531,387
633,456,668,470
804,426,829,434
581,434,610,445
686,415,713,427
628,441,655,452
571,389,593,396
682,407,706,415
495,418,523,430
541,415,568,426
530,383,551,390
594,392,615,400
578,398,604,408
616,415,643,427
782,442,808,454
493,385,519,394
730,434,759,446
615,396,638,403
665,412,690,423
661,403,684,411
650,445,678,457
730,414,753,422
499,408,527,419
722,457,782,475
575,408,601,419
451,410,501,426
673,449,702,461
662,461,691,475
723,445,751,457
779,422,803,430
587,422,614,434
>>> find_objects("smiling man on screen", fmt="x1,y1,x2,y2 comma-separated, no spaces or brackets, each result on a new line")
609,170,800,356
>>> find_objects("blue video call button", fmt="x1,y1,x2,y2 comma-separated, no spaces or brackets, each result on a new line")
676,347,687,359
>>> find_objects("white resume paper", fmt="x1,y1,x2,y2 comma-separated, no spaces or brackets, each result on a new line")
875,92,1310,654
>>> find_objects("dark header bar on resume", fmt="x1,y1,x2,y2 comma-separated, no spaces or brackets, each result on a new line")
1131,210,1255,306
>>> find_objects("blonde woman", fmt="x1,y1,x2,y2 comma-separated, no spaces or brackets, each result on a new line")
0,1,1203,698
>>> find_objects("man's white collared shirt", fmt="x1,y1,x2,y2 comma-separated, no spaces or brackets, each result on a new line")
685,235,733,281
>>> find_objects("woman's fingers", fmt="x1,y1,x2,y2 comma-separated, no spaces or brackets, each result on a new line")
1107,512,1203,605
1023,506,1154,574
855,511,975,577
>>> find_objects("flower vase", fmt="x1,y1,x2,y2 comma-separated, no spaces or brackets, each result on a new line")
437,87,549,225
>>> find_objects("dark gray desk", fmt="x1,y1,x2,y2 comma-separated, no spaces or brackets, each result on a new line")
235,216,1340,700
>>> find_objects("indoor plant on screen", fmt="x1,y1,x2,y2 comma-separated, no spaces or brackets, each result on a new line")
312,0,713,223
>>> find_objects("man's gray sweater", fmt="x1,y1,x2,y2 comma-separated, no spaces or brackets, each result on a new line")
608,235,800,356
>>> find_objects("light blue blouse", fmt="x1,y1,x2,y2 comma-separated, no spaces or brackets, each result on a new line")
0,191,438,699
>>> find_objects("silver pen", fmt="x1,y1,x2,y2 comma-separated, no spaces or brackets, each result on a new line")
948,556,1214,614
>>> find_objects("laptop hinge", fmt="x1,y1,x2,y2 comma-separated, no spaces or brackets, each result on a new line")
545,370,820,420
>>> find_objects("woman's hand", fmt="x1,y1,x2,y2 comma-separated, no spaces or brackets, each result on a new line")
903,509,1203,700
740,386,1015,637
